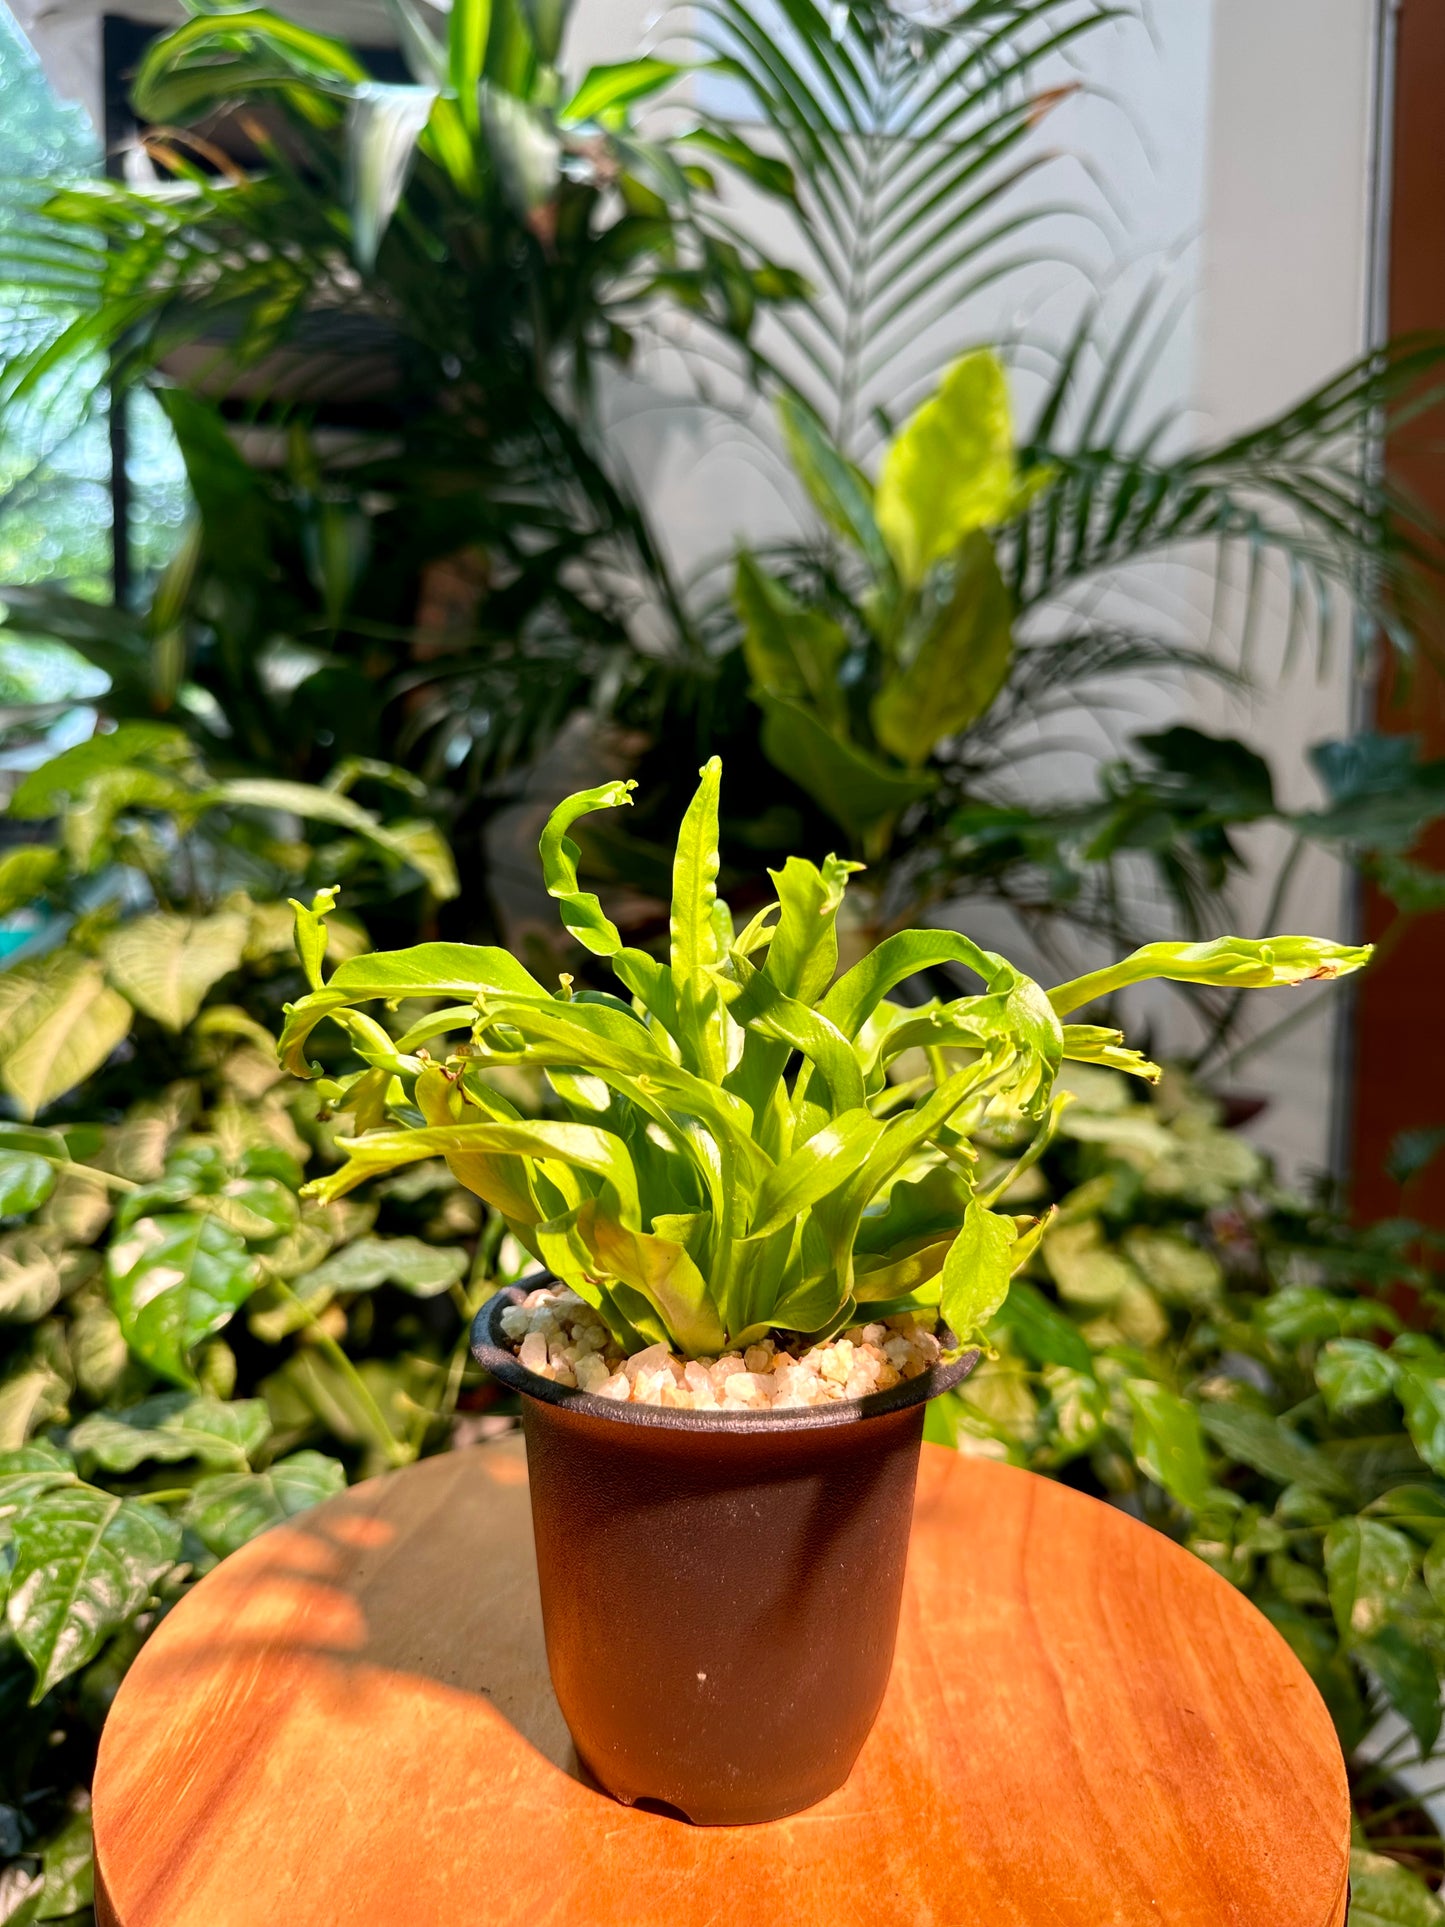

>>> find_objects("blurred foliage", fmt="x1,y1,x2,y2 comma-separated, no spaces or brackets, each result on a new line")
0,757,522,1920
0,0,801,911
928,1063,1445,1906
0,724,459,1118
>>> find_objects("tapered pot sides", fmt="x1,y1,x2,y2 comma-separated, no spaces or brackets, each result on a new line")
473,1282,978,1825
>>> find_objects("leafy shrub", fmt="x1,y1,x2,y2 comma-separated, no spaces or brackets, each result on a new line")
934,1064,1445,1902
0,1022,515,1916
0,724,455,1117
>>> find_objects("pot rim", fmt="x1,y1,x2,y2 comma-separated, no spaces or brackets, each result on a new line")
471,1278,980,1433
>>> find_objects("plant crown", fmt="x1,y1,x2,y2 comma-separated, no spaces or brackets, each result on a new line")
281,758,1369,1357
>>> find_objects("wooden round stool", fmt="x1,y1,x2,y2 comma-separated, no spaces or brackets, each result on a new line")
92,1440,1349,1926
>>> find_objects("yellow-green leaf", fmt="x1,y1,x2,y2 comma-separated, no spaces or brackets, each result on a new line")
0,953,133,1117
102,909,249,1030
871,533,1013,767
876,350,1022,586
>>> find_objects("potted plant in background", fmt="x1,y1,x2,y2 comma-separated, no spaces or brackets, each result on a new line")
276,753,1368,1824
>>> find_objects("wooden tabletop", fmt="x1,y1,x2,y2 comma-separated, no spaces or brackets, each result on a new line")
92,1439,1350,1927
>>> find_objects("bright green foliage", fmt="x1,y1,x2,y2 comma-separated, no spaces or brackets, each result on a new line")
932,1064,1445,1837
737,355,1039,853
0,727,455,1115
282,757,1368,1356
875,351,1043,587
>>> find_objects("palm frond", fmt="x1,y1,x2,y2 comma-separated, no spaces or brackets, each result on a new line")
684,0,1128,452
1009,327,1445,661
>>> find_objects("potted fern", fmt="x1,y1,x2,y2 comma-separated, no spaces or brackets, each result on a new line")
279,757,1368,1824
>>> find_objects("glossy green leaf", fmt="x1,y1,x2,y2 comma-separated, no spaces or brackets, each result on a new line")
288,888,340,992
668,757,729,1080
0,845,60,916
0,1441,78,1539
279,939,546,1071
872,534,1013,767
875,351,1024,586
0,1236,62,1323
307,1119,642,1226
1199,1404,1348,1496
209,1177,301,1243
36,1808,93,1919
6,723,184,818
448,0,489,132
990,1280,1094,1374
563,58,680,122
747,1109,883,1240
183,1450,347,1558
1396,1361,1445,1475
538,778,636,956
1059,1025,1162,1083
69,1394,270,1472
107,1214,257,1387
1423,1531,1445,1611
761,854,858,1006
670,755,724,982
220,779,461,899
8,1488,180,1698
574,1202,725,1355
1357,1624,1443,1754
293,1234,467,1299
1125,1380,1211,1511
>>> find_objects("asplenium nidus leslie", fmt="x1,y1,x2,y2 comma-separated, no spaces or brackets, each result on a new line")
279,758,1369,1359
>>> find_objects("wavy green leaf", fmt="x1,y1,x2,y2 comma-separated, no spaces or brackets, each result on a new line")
940,1199,1023,1344
575,1201,725,1355
747,1108,883,1240
307,1119,642,1227
1048,935,1373,1017
538,778,636,956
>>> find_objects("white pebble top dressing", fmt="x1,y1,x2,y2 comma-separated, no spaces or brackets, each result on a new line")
499,1285,943,1410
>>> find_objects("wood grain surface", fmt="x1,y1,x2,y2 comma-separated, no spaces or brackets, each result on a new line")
92,1440,1349,1927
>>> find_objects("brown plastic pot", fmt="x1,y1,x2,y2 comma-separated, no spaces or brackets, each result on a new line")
472,1280,978,1825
